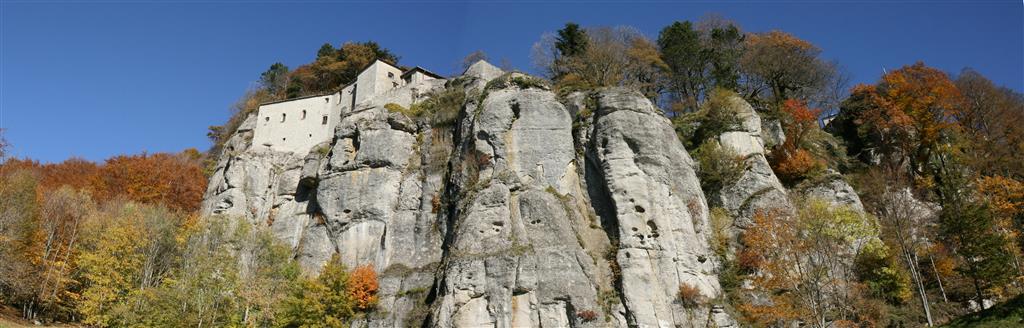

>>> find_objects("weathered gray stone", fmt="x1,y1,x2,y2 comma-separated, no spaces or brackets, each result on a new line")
204,72,737,327
713,95,792,221
799,170,865,213
463,60,504,84
761,118,786,150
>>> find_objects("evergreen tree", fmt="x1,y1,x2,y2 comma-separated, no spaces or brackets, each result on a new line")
317,43,337,59
706,24,744,91
934,150,1013,310
555,22,588,58
658,21,707,113
260,62,289,95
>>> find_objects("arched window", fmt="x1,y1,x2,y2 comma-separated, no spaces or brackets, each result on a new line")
281,113,286,122
301,110,307,119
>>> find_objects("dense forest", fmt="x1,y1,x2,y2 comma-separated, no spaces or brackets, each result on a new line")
2,14,1023,327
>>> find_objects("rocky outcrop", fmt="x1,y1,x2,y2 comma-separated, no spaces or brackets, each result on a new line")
713,95,791,227
798,169,865,213
202,64,734,327
576,89,735,328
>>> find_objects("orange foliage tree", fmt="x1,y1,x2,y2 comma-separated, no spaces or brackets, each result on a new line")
977,175,1024,271
347,264,379,311
837,62,963,175
771,99,825,183
92,151,207,212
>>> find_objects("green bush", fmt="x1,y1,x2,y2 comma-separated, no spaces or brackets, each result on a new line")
414,87,466,127
693,140,746,197
854,240,913,305
674,88,743,149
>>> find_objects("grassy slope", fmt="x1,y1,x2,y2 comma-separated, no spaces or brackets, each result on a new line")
942,295,1024,327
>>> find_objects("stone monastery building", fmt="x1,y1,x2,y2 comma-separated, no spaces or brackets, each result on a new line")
251,60,444,155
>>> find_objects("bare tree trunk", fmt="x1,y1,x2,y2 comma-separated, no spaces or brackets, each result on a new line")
904,249,934,326
929,254,948,303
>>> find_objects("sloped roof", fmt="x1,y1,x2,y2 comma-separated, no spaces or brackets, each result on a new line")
401,66,444,79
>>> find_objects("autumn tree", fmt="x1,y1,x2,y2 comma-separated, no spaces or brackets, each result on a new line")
0,169,43,319
832,63,964,180
75,201,190,326
738,199,883,327
77,202,150,327
285,41,400,98
954,69,1024,177
739,31,837,107
233,218,301,326
32,187,94,320
977,175,1024,257
144,217,241,327
875,183,938,326
278,256,355,328
533,25,667,100
92,151,207,212
348,264,379,312
770,99,825,184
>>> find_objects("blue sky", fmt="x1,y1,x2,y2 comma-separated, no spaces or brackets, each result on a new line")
2,1,1021,163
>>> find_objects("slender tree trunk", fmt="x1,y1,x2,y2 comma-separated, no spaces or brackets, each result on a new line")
889,204,934,327
905,249,934,326
929,254,948,302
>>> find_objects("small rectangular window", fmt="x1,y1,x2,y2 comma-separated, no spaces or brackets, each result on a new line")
322,116,328,125
387,72,394,78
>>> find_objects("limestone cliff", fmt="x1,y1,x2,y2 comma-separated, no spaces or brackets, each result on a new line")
202,61,870,327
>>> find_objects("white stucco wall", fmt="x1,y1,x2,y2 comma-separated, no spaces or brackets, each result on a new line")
251,93,342,155
355,60,404,106
405,71,436,84
365,78,447,109
340,84,356,114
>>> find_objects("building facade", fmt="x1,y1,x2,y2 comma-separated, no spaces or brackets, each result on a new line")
251,60,442,155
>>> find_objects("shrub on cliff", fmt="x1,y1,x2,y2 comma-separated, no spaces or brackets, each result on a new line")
693,140,746,198
674,88,743,150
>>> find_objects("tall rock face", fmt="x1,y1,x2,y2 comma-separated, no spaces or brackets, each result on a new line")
713,95,791,227
202,65,733,327
571,89,734,327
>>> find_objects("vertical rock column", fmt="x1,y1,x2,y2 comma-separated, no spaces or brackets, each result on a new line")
585,89,730,327
431,76,608,328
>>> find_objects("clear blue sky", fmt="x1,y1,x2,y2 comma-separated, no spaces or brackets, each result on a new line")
2,1,1021,163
